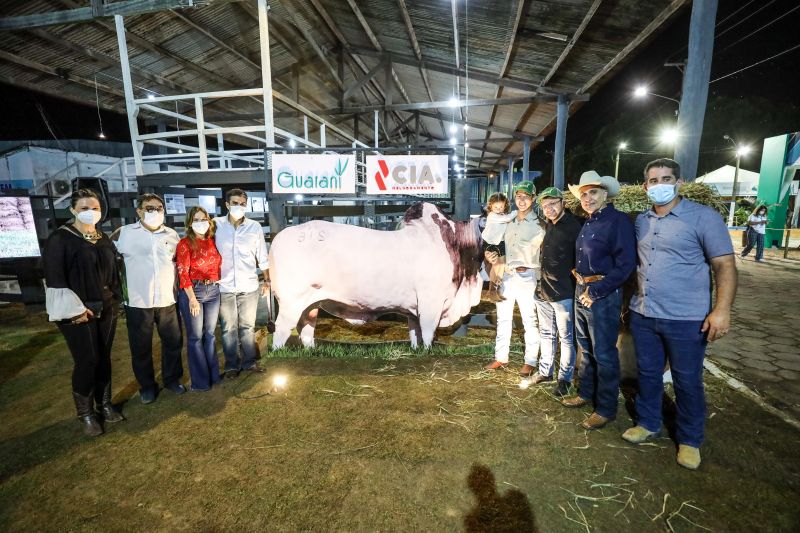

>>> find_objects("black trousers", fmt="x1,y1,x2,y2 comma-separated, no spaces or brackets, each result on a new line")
57,298,118,397
125,304,184,393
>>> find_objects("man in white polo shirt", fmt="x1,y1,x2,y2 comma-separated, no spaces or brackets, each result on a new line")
113,193,184,404
215,188,269,378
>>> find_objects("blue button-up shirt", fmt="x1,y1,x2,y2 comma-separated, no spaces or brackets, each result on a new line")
214,216,269,294
630,199,734,321
575,204,636,300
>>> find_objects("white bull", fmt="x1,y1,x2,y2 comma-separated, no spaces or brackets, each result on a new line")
268,202,482,349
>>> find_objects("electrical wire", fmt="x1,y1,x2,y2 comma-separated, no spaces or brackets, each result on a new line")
94,75,105,138
714,0,780,40
710,41,800,84
35,102,66,151
715,3,800,56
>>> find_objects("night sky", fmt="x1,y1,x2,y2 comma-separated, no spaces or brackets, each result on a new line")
0,0,796,179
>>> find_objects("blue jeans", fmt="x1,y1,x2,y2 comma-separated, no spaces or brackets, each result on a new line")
574,284,622,419
219,289,259,372
178,283,222,390
741,229,765,261
534,296,576,382
629,311,708,448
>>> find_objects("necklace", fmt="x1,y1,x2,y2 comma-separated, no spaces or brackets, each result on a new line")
69,224,101,241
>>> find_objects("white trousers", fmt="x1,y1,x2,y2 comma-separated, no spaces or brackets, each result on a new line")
493,271,540,364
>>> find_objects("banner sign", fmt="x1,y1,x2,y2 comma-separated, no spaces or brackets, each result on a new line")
366,155,449,195
0,196,40,258
272,154,356,194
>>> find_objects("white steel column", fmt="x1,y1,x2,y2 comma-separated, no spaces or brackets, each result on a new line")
374,110,379,147
217,134,228,168
114,15,143,176
195,96,208,170
320,123,326,148
257,0,276,157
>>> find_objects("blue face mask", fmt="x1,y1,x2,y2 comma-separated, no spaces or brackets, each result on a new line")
647,183,678,206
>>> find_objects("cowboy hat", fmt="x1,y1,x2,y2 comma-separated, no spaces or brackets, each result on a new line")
567,170,621,198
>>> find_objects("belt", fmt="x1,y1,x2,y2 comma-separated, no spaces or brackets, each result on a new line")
571,269,605,284
192,279,218,286
515,266,532,273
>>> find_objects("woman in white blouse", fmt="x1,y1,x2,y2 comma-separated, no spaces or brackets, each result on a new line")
740,204,768,262
44,188,123,436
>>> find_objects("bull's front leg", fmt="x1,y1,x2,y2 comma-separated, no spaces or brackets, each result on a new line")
407,315,422,350
297,307,319,348
417,306,440,349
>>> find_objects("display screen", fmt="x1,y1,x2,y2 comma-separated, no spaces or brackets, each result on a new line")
0,196,41,258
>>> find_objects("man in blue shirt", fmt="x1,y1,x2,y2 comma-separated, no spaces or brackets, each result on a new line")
623,158,737,471
561,172,636,431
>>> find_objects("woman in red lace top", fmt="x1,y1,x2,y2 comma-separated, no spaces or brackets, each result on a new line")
176,206,222,391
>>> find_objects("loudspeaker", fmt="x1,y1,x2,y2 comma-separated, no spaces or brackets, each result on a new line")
71,177,110,222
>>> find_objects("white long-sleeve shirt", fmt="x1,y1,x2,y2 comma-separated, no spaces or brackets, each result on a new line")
481,211,516,245
214,216,269,294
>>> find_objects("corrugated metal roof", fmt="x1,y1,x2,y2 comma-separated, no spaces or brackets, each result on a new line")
0,0,688,170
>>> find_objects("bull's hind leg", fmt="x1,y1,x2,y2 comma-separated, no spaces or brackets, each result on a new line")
407,315,422,350
297,307,319,348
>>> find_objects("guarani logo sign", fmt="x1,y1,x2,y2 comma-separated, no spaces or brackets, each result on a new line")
276,157,349,190
373,159,443,191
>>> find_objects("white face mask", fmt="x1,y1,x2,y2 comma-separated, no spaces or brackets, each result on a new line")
228,205,246,220
143,211,165,228
646,183,678,206
74,209,102,225
191,221,210,235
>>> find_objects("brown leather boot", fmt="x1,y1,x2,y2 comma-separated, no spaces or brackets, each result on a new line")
72,392,103,437
95,383,124,423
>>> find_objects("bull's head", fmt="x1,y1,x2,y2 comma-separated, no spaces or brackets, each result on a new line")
403,202,481,286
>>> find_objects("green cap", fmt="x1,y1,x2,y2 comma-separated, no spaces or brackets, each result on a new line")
537,186,563,203
512,180,536,197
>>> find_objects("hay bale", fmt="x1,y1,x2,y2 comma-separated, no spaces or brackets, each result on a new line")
564,183,725,217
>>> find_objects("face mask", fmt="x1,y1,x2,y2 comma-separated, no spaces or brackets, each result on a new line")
646,183,678,206
191,221,210,235
74,209,101,225
228,205,246,220
143,211,165,228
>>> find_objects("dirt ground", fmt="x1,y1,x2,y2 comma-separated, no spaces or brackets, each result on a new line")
1,303,799,532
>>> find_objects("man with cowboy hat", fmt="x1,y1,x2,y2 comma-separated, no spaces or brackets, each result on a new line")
483,180,545,374
531,186,584,397
561,171,636,430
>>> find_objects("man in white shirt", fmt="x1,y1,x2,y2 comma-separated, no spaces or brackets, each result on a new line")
214,189,269,378
112,193,184,403
483,181,545,374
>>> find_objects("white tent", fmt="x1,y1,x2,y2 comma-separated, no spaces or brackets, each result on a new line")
695,165,759,197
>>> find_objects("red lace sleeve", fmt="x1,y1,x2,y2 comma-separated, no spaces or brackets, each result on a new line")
176,238,193,289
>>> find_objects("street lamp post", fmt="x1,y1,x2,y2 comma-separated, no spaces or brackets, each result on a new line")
615,142,628,178
724,134,751,227
634,86,680,116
